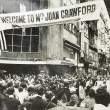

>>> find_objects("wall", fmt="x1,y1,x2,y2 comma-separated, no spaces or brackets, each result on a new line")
62,0,80,62
46,0,63,60
80,22,89,57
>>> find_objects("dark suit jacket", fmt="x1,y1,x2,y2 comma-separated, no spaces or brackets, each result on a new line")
31,96,56,110
4,97,20,110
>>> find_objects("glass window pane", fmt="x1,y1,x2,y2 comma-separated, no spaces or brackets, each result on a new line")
13,35,21,52
14,28,22,35
5,35,12,52
43,0,48,9
22,36,30,52
25,28,31,35
32,27,39,35
13,46,21,52
31,35,39,52
4,29,13,35
32,0,40,10
4,27,40,53
13,35,21,46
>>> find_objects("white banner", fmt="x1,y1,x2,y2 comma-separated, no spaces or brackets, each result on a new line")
0,1,101,30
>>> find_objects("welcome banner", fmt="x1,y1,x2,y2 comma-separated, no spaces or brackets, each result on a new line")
0,1,101,30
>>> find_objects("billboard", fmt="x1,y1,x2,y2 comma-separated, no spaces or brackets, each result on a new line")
0,1,101,30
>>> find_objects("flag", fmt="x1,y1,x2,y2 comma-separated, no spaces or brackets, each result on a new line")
0,31,6,50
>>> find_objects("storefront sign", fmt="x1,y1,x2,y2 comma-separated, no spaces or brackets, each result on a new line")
0,1,100,30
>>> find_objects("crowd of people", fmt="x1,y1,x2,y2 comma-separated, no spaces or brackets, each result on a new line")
0,72,110,110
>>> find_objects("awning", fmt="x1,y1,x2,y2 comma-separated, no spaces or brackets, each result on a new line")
89,44,98,52
64,40,80,51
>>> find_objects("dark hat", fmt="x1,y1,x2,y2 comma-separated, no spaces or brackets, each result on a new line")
7,87,14,95
34,85,44,95
20,82,27,88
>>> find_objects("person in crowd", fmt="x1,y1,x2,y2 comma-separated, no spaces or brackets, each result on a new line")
100,80,107,91
63,79,71,102
18,87,26,104
18,83,28,104
79,80,86,105
80,89,95,110
0,72,109,110
4,87,21,110
45,91,57,109
66,89,79,107
94,88,110,110
14,82,19,100
0,84,7,110
85,78,93,96
31,85,56,110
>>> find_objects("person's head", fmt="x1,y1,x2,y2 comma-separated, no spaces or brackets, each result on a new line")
100,83,107,90
7,87,14,95
79,80,84,87
45,91,53,101
14,83,19,88
69,94,79,106
7,81,13,87
27,86,34,95
34,85,44,96
20,83,27,89
88,89,95,98
18,87,23,92
95,88,110,107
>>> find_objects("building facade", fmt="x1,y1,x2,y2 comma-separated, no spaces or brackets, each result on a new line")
0,0,81,75
78,0,110,75
0,0,109,76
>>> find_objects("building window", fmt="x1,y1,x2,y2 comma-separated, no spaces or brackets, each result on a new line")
0,0,46,13
31,0,40,10
70,50,75,59
64,0,73,6
4,27,39,52
80,0,86,3
89,27,95,45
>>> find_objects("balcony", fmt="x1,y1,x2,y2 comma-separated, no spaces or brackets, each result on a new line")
0,51,46,61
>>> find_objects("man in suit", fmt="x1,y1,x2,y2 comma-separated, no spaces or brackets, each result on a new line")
4,87,21,110
31,85,56,110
